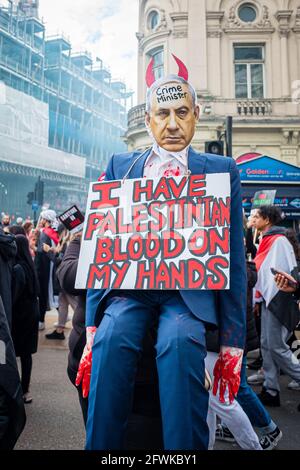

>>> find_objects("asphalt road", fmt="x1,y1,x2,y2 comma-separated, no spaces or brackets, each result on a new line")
15,311,300,450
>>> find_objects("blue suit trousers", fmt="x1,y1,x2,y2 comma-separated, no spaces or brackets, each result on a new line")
86,290,209,450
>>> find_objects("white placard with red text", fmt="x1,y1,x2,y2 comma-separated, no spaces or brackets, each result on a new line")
75,174,231,290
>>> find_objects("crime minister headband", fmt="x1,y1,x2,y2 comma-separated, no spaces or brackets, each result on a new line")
145,53,189,87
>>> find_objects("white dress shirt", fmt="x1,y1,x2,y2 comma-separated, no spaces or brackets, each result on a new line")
143,142,189,178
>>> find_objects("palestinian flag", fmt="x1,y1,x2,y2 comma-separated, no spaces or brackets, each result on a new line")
254,227,299,331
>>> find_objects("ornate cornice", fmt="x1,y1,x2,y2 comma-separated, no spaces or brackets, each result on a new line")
223,2,275,34
206,10,224,38
207,30,222,38
206,11,224,21
279,28,290,38
275,10,293,22
138,29,172,53
169,11,188,39
169,12,188,22
292,6,300,34
224,26,275,34
275,9,292,37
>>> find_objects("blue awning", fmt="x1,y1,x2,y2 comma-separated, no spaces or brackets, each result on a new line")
237,155,300,183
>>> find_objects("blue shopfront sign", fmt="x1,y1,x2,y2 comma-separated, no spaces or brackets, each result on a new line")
238,156,300,183
238,155,300,219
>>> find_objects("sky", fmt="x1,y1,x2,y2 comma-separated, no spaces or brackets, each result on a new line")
39,0,139,99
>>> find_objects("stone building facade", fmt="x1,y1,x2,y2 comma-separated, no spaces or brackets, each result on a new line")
126,0,300,166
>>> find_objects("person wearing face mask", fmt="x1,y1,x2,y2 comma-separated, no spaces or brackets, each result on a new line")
78,55,246,451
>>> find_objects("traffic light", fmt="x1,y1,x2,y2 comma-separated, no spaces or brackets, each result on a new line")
35,179,44,206
27,191,34,205
205,140,224,156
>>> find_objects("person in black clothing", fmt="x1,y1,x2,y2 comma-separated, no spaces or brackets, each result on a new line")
9,225,26,236
0,296,26,449
12,235,39,404
35,210,59,330
0,226,17,329
56,233,88,422
45,226,77,340
274,269,300,412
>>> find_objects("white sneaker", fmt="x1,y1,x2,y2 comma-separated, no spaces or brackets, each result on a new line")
288,380,300,391
247,369,264,385
38,321,45,331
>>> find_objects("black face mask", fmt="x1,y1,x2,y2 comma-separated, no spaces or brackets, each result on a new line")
2,221,9,226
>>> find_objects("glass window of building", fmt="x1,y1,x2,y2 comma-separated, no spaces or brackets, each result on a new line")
238,3,257,22
148,10,159,30
234,45,264,99
148,48,164,80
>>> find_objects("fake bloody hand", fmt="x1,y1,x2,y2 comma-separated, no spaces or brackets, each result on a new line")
212,346,243,404
75,326,97,398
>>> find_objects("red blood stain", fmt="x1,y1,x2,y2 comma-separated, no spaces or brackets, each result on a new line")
212,350,242,403
163,166,181,177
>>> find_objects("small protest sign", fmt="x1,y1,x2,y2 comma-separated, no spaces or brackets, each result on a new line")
252,190,276,208
58,205,84,234
75,174,231,290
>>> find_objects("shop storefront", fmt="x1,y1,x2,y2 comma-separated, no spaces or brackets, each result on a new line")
237,154,300,231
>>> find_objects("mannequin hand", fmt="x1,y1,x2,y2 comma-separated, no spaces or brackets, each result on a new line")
75,326,97,398
213,346,243,404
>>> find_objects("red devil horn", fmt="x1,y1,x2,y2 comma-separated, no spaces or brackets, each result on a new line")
172,54,188,81
145,57,156,87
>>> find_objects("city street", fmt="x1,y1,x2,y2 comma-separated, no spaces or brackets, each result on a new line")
15,311,300,450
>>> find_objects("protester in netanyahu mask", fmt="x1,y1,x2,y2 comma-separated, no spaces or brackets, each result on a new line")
78,55,246,450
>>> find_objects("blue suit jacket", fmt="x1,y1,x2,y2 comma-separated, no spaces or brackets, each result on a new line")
86,147,246,349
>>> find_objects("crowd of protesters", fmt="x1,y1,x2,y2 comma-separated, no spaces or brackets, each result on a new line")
0,204,299,450
0,210,78,447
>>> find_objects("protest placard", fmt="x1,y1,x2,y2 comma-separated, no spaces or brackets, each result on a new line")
58,205,84,234
75,174,231,290
252,190,276,208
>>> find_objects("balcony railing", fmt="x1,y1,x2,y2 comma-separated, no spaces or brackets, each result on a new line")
128,103,146,130
45,55,119,100
44,78,124,129
237,100,272,116
0,17,44,53
0,53,43,82
127,99,277,133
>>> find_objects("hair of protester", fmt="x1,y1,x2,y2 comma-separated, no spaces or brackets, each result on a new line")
23,221,33,234
9,225,26,236
15,235,34,267
57,223,66,235
257,205,283,225
15,234,39,293
145,74,197,113
285,228,300,260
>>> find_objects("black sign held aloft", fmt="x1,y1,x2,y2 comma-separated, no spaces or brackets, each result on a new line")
58,205,84,234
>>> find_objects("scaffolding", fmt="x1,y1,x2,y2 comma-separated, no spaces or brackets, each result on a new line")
0,1,131,216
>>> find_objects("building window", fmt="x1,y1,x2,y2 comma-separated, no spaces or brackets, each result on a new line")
234,45,264,99
150,48,164,80
238,3,257,23
148,11,159,31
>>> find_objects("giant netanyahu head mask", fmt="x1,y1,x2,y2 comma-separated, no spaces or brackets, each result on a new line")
145,54,199,152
